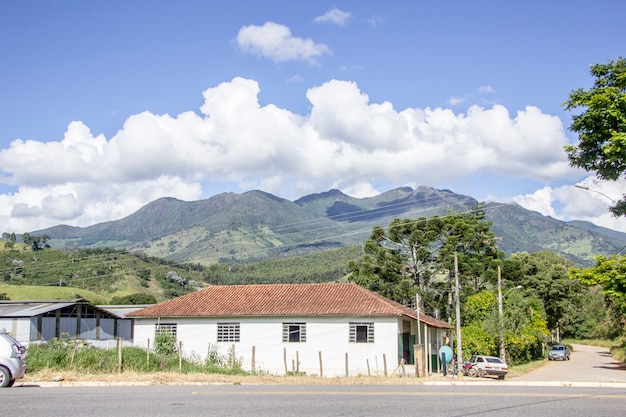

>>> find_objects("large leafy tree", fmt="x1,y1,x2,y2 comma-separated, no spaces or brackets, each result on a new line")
568,254,626,337
461,290,548,362
348,205,502,319
564,57,626,216
503,252,578,333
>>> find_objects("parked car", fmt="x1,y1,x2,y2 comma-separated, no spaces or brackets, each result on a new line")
468,355,508,379
0,331,27,387
548,344,570,361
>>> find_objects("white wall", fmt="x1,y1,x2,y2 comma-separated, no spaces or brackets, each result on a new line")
0,318,31,343
133,316,404,377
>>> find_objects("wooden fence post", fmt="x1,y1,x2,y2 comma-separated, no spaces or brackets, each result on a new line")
231,344,235,368
296,351,300,373
345,352,349,377
251,346,256,374
383,354,387,377
367,359,370,377
319,351,323,378
146,338,150,367
178,341,183,372
284,347,288,374
117,338,122,373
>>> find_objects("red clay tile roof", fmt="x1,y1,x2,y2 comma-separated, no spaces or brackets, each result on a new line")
126,282,451,328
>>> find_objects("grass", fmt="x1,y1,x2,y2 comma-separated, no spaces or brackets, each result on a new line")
0,284,108,304
508,358,547,377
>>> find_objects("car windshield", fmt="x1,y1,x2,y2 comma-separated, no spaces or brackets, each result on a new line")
552,346,565,351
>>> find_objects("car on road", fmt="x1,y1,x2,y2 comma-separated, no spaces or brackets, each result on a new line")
0,331,27,387
468,355,508,379
548,344,571,361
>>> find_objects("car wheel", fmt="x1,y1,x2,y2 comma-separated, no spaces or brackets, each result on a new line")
0,366,11,388
498,375,505,380
468,368,478,377
478,369,485,378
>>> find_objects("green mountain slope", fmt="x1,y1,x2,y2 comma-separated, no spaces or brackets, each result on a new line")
32,186,626,266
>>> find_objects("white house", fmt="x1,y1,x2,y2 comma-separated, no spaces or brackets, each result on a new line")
127,282,451,377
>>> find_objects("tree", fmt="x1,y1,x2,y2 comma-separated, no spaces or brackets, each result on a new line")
109,293,157,305
20,233,50,251
568,254,626,337
503,251,583,336
348,205,503,319
564,57,626,216
569,254,626,309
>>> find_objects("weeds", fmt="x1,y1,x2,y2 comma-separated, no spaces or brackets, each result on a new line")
26,335,249,376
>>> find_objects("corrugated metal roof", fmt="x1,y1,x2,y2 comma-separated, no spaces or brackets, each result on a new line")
98,305,152,319
0,301,80,317
0,299,134,320
127,283,452,329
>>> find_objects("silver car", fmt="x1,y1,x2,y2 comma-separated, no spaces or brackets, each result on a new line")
0,331,27,387
548,344,570,361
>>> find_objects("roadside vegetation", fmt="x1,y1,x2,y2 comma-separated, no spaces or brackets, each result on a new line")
26,334,248,377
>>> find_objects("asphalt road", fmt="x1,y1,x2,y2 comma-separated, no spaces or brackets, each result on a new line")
3,384,626,417
512,344,626,383
3,344,626,416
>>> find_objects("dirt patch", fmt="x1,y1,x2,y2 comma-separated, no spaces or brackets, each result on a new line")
23,369,434,386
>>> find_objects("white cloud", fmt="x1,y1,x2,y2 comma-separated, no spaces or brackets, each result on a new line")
0,77,582,232
513,186,558,218
313,8,352,26
367,15,385,27
477,85,495,94
513,177,626,233
237,22,331,65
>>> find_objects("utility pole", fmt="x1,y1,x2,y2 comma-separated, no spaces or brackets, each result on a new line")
497,266,505,362
454,251,462,374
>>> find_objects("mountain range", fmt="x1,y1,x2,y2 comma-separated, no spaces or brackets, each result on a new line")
34,186,626,266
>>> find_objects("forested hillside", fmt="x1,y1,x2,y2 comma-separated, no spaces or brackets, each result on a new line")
0,242,361,302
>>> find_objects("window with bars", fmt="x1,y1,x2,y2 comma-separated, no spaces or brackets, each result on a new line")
282,322,306,343
349,322,374,343
155,323,177,337
217,322,240,342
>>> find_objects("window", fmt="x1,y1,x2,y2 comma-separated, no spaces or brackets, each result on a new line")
349,322,374,343
155,323,177,338
217,322,240,342
283,323,306,343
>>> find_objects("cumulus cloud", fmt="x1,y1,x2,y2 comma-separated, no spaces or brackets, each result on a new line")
512,177,626,233
313,8,352,26
0,77,579,232
237,22,331,65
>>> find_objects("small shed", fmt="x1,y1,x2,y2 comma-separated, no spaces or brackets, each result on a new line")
0,299,140,346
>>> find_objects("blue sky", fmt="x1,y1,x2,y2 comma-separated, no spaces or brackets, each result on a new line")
1,0,625,233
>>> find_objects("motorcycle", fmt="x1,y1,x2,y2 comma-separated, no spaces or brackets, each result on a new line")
462,361,478,377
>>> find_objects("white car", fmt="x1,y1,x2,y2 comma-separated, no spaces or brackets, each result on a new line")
0,331,27,387
469,355,508,379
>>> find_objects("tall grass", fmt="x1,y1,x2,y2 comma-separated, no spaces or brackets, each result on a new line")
26,336,249,376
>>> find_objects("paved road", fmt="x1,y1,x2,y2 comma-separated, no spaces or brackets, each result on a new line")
3,384,626,417
512,344,626,383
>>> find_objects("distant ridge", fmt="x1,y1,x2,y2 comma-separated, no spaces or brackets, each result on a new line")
34,186,626,266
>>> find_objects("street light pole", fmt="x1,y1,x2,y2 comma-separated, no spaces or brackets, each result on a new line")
454,251,462,375
574,184,617,202
497,266,504,362
497,265,522,363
